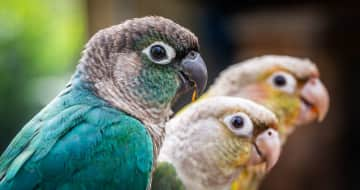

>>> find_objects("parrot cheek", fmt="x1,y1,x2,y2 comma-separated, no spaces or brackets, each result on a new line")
232,144,253,167
237,84,269,103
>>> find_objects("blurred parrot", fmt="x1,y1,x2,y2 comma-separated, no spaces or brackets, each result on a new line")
205,55,330,190
0,16,207,190
152,96,281,190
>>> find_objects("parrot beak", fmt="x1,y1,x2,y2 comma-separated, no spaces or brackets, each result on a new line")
297,78,329,124
248,128,281,171
178,51,208,99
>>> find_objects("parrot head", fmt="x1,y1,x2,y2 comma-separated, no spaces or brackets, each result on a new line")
208,55,329,139
160,96,281,189
76,16,207,125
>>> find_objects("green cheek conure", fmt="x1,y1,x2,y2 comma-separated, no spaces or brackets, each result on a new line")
152,96,281,190
206,55,329,190
0,16,207,190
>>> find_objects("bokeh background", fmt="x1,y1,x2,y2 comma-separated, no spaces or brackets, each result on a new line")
0,0,358,189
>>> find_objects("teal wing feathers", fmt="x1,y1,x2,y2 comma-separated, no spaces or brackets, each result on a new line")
151,162,185,190
0,81,154,190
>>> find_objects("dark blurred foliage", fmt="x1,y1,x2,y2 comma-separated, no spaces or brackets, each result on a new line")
1,0,360,189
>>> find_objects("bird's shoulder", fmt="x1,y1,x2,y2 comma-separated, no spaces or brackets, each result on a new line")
0,82,152,186
151,161,186,190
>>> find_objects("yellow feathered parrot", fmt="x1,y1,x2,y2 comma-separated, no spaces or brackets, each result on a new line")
205,55,330,190
152,96,281,190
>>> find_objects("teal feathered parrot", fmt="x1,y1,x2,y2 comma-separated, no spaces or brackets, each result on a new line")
0,16,207,190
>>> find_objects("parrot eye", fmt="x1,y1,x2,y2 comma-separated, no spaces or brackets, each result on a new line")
151,45,166,60
267,71,297,94
142,41,176,65
231,116,244,128
274,75,286,86
224,112,254,137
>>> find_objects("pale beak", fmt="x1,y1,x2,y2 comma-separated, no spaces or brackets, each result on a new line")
248,128,281,171
297,78,330,124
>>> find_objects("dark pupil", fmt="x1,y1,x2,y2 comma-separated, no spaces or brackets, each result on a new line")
273,75,287,86
231,116,244,129
150,45,167,61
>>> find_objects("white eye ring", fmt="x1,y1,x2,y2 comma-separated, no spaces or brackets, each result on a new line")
224,112,254,137
267,71,297,94
142,41,176,65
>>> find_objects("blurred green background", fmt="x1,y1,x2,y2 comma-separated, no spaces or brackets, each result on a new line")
0,0,359,190
0,0,85,147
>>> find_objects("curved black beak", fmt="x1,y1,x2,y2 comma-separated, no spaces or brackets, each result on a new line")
179,51,208,98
